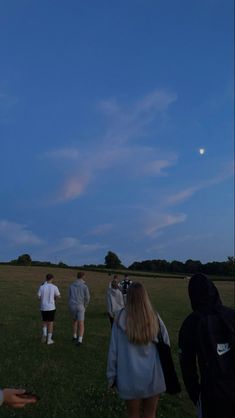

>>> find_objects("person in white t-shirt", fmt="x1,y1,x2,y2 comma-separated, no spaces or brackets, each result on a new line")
37,273,61,345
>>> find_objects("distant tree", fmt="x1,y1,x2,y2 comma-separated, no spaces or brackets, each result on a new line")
128,261,142,271
58,261,68,268
105,251,122,269
170,260,184,273
226,256,235,276
16,253,32,266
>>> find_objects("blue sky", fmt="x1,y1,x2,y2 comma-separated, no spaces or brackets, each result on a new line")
0,0,234,266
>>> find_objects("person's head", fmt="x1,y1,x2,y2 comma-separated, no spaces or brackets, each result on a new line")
124,274,129,281
111,279,118,289
125,282,158,344
188,273,222,313
46,273,54,282
77,272,85,280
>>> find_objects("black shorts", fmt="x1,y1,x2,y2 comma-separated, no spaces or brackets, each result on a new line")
41,310,56,322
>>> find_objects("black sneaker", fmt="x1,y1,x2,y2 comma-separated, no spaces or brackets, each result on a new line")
72,337,77,341
76,341,82,347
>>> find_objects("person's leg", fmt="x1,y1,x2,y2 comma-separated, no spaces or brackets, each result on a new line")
72,319,78,339
142,395,160,418
47,321,54,344
77,320,84,343
126,399,141,418
41,321,47,342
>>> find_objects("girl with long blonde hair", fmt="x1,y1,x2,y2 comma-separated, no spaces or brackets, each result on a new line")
107,282,170,418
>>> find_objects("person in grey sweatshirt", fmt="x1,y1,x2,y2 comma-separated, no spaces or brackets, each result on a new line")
107,278,125,327
107,282,170,418
68,272,90,345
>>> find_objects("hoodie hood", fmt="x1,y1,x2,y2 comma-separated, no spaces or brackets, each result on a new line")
188,274,222,313
73,279,85,287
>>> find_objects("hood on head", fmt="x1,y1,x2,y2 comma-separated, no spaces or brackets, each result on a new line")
188,273,222,313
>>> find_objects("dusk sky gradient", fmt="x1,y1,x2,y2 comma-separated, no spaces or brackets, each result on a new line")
0,0,234,266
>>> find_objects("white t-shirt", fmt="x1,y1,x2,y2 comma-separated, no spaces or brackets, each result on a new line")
38,282,60,311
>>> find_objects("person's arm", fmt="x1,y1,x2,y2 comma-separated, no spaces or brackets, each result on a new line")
158,315,170,345
37,287,41,300
84,286,90,308
107,292,113,317
54,286,61,299
0,388,37,408
178,317,200,405
107,322,118,388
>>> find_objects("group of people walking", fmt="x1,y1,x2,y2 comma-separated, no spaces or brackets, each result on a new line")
106,274,235,418
106,274,132,326
37,271,90,346
1,272,234,418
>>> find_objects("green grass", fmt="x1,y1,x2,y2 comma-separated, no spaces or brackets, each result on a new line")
0,265,234,417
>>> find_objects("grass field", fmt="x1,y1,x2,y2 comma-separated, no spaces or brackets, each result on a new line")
0,266,234,418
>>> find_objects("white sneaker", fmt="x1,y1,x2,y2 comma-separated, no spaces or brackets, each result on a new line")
47,340,54,345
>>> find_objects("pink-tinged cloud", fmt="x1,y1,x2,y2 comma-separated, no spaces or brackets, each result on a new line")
57,175,90,202
166,186,198,205
49,89,178,203
145,212,187,237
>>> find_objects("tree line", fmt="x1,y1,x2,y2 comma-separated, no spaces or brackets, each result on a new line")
1,252,234,277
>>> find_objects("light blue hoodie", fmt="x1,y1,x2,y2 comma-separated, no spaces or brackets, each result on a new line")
107,309,169,400
68,279,90,309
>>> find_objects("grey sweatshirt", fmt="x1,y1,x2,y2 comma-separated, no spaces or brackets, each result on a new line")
68,279,90,309
107,288,125,317
107,309,170,400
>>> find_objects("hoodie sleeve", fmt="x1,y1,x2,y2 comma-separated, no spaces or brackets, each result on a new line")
178,315,200,405
84,285,90,307
107,322,118,387
158,315,170,345
106,290,113,316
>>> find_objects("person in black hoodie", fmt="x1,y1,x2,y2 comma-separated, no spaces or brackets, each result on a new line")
178,273,235,418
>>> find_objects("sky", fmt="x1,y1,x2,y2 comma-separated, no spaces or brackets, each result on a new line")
0,0,234,267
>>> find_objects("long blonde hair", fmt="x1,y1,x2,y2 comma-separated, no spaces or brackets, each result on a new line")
126,282,159,344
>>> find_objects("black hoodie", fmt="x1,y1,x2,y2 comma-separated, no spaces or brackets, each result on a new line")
178,274,235,417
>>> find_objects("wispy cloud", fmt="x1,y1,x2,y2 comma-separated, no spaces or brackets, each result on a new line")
45,88,177,203
100,89,177,145
141,156,177,176
88,223,114,236
0,220,42,246
35,236,106,264
46,237,104,254
166,161,234,206
55,174,90,202
146,233,214,252
144,212,187,237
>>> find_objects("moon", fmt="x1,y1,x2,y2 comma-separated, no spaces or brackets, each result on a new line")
199,148,205,155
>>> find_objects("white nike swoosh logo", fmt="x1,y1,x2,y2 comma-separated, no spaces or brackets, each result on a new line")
217,347,231,356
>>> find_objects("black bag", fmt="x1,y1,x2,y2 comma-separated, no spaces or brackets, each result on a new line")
156,319,181,395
